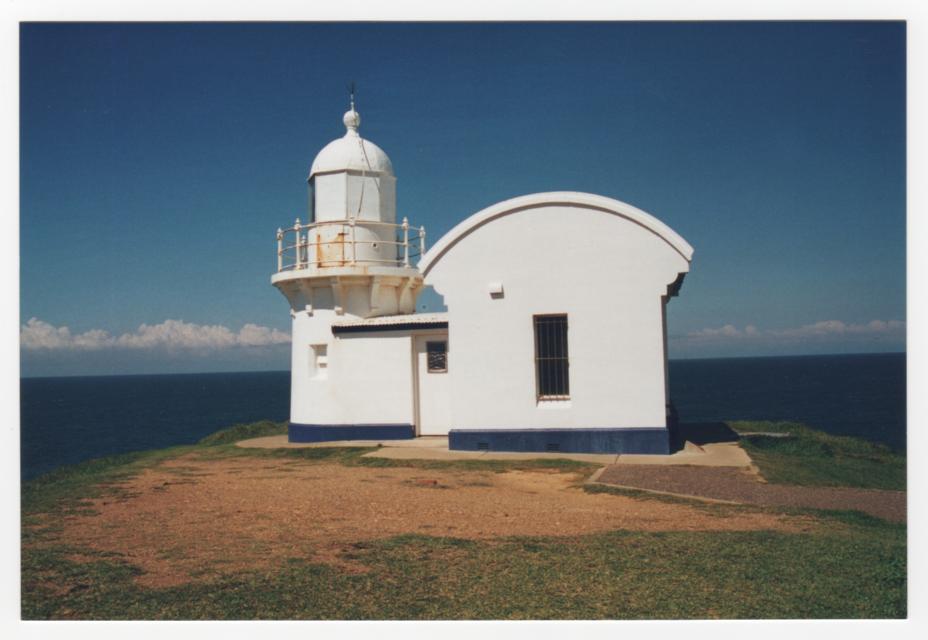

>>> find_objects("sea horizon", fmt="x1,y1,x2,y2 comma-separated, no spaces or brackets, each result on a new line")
20,352,907,481
18,349,907,380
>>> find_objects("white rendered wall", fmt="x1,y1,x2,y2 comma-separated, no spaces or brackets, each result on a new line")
329,333,415,425
289,308,344,424
424,202,690,432
289,311,416,426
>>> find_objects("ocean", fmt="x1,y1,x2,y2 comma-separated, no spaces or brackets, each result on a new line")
20,352,905,481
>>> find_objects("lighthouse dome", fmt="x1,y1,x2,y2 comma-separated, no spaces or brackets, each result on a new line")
309,108,394,178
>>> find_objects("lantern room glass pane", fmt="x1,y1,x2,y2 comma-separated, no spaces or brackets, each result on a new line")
307,177,316,223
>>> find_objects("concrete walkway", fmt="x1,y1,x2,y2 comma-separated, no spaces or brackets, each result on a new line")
236,435,754,468
594,464,907,522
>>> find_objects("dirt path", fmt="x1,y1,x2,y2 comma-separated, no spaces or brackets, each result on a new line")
44,455,815,588
596,465,906,522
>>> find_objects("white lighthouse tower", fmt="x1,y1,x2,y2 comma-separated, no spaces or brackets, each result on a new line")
270,97,693,454
271,97,426,441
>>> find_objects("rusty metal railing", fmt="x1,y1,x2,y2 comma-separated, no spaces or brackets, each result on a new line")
276,217,425,272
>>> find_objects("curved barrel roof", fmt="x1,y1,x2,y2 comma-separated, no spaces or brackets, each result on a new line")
418,191,694,276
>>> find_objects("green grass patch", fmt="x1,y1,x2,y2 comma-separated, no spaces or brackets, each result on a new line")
197,420,288,445
21,420,908,619
22,522,906,620
730,421,906,491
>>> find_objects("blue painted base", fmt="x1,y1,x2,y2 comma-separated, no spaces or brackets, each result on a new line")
289,423,415,443
449,427,670,455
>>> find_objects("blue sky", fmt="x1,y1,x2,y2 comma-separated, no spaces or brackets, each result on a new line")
19,22,906,376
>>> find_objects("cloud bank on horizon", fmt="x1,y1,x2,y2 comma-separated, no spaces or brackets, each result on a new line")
21,316,905,354
671,318,905,357
20,318,290,352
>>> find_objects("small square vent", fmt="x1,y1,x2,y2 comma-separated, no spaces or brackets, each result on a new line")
546,443,560,452
477,442,489,451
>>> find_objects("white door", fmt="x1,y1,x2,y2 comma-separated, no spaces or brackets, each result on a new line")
415,335,452,435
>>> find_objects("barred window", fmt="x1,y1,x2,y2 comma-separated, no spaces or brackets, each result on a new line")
427,341,448,373
534,314,569,400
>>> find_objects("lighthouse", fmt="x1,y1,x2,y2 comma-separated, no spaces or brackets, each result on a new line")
272,98,427,441
272,98,693,453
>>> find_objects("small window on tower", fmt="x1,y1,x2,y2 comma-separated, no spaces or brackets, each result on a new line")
311,344,327,379
426,341,447,373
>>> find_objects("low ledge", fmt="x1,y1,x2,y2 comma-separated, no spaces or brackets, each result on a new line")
449,427,670,455
289,423,416,443
271,265,423,286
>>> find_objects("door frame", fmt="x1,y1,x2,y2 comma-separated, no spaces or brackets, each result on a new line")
411,329,450,436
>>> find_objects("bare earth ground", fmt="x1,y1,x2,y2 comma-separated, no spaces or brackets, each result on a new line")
40,454,816,588
596,465,906,522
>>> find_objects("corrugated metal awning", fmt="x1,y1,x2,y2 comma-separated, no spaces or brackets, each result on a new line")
331,312,449,335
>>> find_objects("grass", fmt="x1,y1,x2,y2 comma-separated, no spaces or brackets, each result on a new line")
20,419,908,620
583,482,738,510
196,420,288,446
731,421,906,491
22,524,905,619
22,445,200,528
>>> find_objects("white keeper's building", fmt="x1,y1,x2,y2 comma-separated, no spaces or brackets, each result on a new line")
271,103,694,454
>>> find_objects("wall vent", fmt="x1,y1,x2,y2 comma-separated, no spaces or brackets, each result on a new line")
477,442,489,451
546,443,560,452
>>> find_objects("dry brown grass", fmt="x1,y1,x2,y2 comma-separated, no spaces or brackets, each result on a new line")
52,454,817,588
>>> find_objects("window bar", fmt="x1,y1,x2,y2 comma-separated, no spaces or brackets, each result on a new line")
562,315,568,397
551,319,564,396
554,318,559,396
551,334,555,396
553,316,558,396
547,318,553,397
534,318,539,398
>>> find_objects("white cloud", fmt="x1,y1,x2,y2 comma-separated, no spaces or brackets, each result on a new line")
770,319,906,338
20,318,290,351
676,319,905,344
20,318,76,350
686,324,743,338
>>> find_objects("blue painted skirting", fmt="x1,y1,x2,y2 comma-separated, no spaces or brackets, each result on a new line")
449,427,670,455
289,423,415,443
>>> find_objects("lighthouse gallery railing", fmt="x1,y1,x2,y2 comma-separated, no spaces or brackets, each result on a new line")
276,217,426,272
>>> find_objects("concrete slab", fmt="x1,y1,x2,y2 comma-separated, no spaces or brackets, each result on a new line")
615,442,752,468
236,435,752,468
361,448,488,461
478,451,619,464
362,448,618,464
382,436,450,449
237,435,449,450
